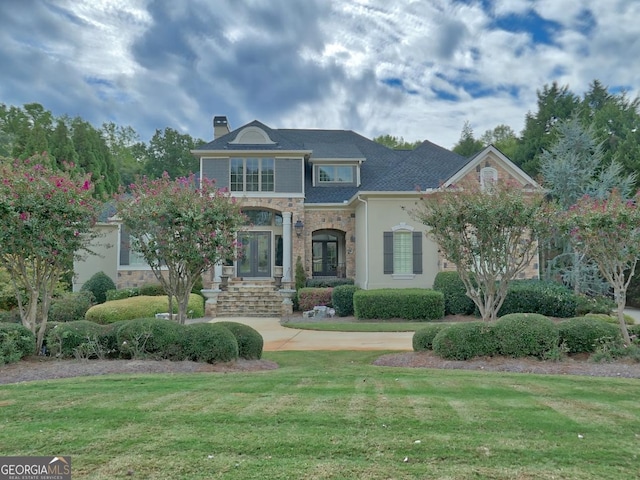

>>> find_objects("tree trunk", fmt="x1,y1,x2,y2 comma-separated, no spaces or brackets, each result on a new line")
616,291,631,345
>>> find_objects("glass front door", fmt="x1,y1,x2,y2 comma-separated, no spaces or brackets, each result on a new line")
312,237,338,276
238,232,271,277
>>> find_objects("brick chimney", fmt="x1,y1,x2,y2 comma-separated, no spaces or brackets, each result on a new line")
213,116,230,139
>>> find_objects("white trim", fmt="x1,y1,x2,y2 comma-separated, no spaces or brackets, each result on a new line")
392,222,414,232
229,126,276,145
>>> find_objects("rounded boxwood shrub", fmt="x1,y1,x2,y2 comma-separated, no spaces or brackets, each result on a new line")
80,271,116,304
558,317,622,353
49,291,94,323
184,323,239,363
498,280,578,318
85,294,205,324
138,283,166,296
298,287,333,312
433,272,475,315
116,318,185,360
0,322,36,364
45,320,106,358
413,324,448,351
493,313,559,358
215,321,263,359
332,285,360,317
96,320,130,359
432,322,498,360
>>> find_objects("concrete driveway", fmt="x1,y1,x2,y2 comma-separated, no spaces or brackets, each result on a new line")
208,317,414,351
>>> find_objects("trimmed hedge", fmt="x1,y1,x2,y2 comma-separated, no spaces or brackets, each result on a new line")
106,288,139,302
493,313,559,358
298,288,333,312
413,324,448,351
0,322,35,364
498,280,578,318
432,322,498,360
215,321,263,360
49,291,94,323
85,294,205,324
45,320,106,358
81,271,116,304
184,323,239,363
583,313,635,326
353,289,444,320
433,272,475,315
138,283,166,296
332,285,360,317
306,278,354,288
558,317,622,353
116,318,185,360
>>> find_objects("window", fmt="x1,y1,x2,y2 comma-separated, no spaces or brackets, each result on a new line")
242,209,282,226
230,158,275,192
317,165,354,183
383,225,423,276
480,167,498,191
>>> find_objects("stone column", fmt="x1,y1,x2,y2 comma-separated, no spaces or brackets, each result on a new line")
282,211,292,283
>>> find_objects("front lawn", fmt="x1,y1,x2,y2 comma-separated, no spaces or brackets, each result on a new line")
0,351,638,479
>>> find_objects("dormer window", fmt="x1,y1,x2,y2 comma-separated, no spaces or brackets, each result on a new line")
318,165,354,183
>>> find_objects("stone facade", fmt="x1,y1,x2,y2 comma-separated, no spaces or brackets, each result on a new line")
117,269,170,289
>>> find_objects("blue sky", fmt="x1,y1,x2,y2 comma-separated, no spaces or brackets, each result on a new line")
1,0,638,149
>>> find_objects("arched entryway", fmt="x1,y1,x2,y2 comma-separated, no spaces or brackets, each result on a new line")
238,209,283,278
312,230,346,278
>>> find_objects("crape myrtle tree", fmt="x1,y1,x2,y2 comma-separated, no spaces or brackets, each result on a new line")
413,179,553,322
562,191,640,344
116,173,246,324
0,155,100,353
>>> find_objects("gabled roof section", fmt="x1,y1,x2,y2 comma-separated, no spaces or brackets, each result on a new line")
443,144,540,189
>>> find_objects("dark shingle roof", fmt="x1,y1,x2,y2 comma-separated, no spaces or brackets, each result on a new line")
194,120,472,203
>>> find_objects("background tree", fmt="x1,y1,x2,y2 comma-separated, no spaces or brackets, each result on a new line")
562,191,640,344
540,116,636,294
480,124,518,158
413,179,551,322
452,121,484,157
0,155,99,352
101,122,145,188
116,173,246,323
143,128,204,179
372,134,422,150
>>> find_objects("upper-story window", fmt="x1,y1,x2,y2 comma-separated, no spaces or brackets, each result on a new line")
480,166,498,191
230,158,274,192
317,165,354,183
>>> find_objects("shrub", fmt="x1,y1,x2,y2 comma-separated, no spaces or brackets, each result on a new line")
413,324,448,351
106,288,139,302
433,272,475,315
298,288,333,312
583,313,635,325
498,280,578,318
49,291,94,323
575,295,615,316
81,271,116,304
558,317,622,354
306,278,354,288
353,289,445,320
0,322,35,364
493,313,559,358
629,324,640,340
432,322,498,360
138,283,166,296
331,285,360,317
294,256,306,292
0,309,21,324
44,320,106,358
97,320,130,359
85,294,204,324
215,321,263,359
116,318,185,360
184,323,238,363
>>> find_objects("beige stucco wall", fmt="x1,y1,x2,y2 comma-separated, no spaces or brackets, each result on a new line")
359,195,439,290
73,223,119,292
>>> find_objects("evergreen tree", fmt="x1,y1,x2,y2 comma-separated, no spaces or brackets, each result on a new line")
49,119,78,167
143,127,204,179
452,121,484,157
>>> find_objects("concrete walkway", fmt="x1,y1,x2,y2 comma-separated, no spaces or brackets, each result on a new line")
208,317,414,351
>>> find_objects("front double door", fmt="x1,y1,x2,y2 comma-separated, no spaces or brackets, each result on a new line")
238,232,271,278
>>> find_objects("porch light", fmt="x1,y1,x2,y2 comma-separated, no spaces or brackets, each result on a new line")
294,219,304,237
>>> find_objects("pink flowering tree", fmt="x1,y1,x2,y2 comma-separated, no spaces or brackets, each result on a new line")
116,173,245,324
413,179,553,322
563,190,640,344
0,155,100,353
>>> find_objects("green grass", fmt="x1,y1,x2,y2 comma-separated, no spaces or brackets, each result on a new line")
1,351,639,479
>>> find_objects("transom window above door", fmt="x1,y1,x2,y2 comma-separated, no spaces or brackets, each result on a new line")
230,158,275,192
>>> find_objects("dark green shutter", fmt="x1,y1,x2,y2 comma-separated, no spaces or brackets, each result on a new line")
383,232,393,274
119,226,130,266
413,232,422,274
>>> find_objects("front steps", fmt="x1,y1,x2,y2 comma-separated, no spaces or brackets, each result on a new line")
203,281,294,317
